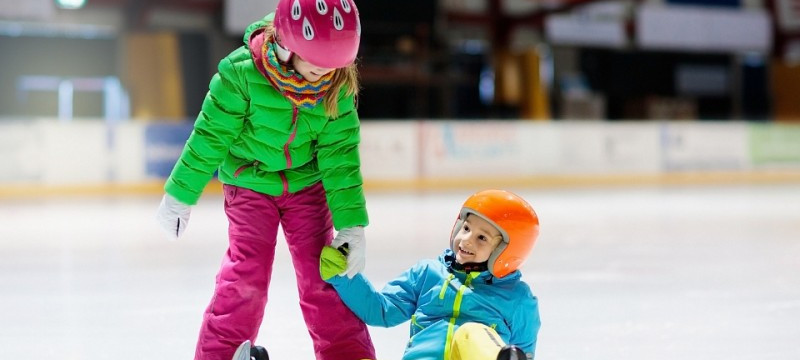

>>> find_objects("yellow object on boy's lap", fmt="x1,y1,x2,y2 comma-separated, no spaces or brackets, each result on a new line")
320,246,348,281
450,322,505,360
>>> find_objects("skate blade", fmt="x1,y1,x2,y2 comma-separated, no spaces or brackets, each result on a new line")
232,340,252,360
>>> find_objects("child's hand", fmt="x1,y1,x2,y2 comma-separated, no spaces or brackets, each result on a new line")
330,226,366,278
320,246,348,281
155,194,191,241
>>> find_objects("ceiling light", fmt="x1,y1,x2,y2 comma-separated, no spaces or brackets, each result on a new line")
55,0,87,10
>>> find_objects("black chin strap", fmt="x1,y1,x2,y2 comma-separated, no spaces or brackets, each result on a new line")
446,254,489,273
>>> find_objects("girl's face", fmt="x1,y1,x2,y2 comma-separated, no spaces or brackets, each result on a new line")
291,55,335,82
452,214,503,264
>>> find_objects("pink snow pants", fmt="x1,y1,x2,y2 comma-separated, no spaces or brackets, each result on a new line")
194,182,375,360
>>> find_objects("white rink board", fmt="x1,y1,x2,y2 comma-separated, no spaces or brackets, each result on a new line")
39,121,111,185
359,121,418,181
556,122,661,174
419,121,528,177
517,123,562,174
0,119,799,186
748,123,800,169
0,121,41,183
662,122,750,171
109,123,148,182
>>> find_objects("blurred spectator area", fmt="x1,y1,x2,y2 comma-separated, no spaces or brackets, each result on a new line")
1,0,800,121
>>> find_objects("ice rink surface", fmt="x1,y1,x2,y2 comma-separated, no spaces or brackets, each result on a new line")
1,184,799,360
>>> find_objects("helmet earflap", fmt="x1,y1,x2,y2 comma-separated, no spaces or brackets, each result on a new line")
273,34,293,63
449,190,540,278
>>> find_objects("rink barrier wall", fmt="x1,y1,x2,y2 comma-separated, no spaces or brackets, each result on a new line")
1,119,799,198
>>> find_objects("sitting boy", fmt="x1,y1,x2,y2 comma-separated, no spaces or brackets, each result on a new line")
234,189,541,360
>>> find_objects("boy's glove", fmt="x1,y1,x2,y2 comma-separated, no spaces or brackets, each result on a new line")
155,193,191,241
330,226,366,278
320,245,348,281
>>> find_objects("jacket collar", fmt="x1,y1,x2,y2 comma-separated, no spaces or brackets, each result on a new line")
248,28,269,79
438,249,521,284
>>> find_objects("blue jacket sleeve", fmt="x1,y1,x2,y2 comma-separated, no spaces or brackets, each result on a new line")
325,264,423,328
509,293,541,358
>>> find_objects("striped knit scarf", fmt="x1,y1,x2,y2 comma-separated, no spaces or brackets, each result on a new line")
262,40,333,109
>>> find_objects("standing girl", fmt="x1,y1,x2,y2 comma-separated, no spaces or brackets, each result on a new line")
155,0,374,359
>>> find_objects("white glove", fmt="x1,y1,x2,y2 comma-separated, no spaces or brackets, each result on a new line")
155,193,191,241
330,226,366,278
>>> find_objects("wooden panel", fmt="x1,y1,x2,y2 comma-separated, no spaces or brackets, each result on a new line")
494,50,521,105
123,32,186,120
771,60,800,122
520,49,550,120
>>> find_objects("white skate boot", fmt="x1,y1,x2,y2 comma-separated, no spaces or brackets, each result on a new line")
232,340,270,360
232,340,252,360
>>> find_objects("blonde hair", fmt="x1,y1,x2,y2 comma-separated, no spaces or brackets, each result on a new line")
324,64,359,118
264,23,360,118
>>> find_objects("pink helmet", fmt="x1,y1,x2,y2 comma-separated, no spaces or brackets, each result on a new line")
274,0,361,69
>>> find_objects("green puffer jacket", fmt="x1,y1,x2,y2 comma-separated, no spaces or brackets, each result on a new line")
164,13,367,230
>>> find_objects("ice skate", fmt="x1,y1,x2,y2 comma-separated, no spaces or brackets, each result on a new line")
232,340,270,360
496,344,526,360
232,340,251,360
251,344,269,360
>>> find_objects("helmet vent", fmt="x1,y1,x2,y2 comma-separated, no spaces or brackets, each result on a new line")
340,0,351,13
302,17,315,40
315,0,328,15
333,8,344,30
291,0,302,20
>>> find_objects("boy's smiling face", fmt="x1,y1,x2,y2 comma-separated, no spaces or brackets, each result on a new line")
452,214,503,264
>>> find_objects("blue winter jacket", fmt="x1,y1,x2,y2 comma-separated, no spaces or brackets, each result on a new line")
325,249,540,360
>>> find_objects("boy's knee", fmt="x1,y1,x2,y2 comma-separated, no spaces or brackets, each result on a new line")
451,322,505,360
454,322,503,345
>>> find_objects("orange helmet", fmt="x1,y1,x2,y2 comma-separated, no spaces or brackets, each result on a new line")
450,189,540,278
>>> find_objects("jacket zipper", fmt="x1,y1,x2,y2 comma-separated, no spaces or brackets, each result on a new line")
234,160,260,178
408,314,425,347
284,106,299,168
443,272,480,360
439,274,454,300
279,106,299,194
